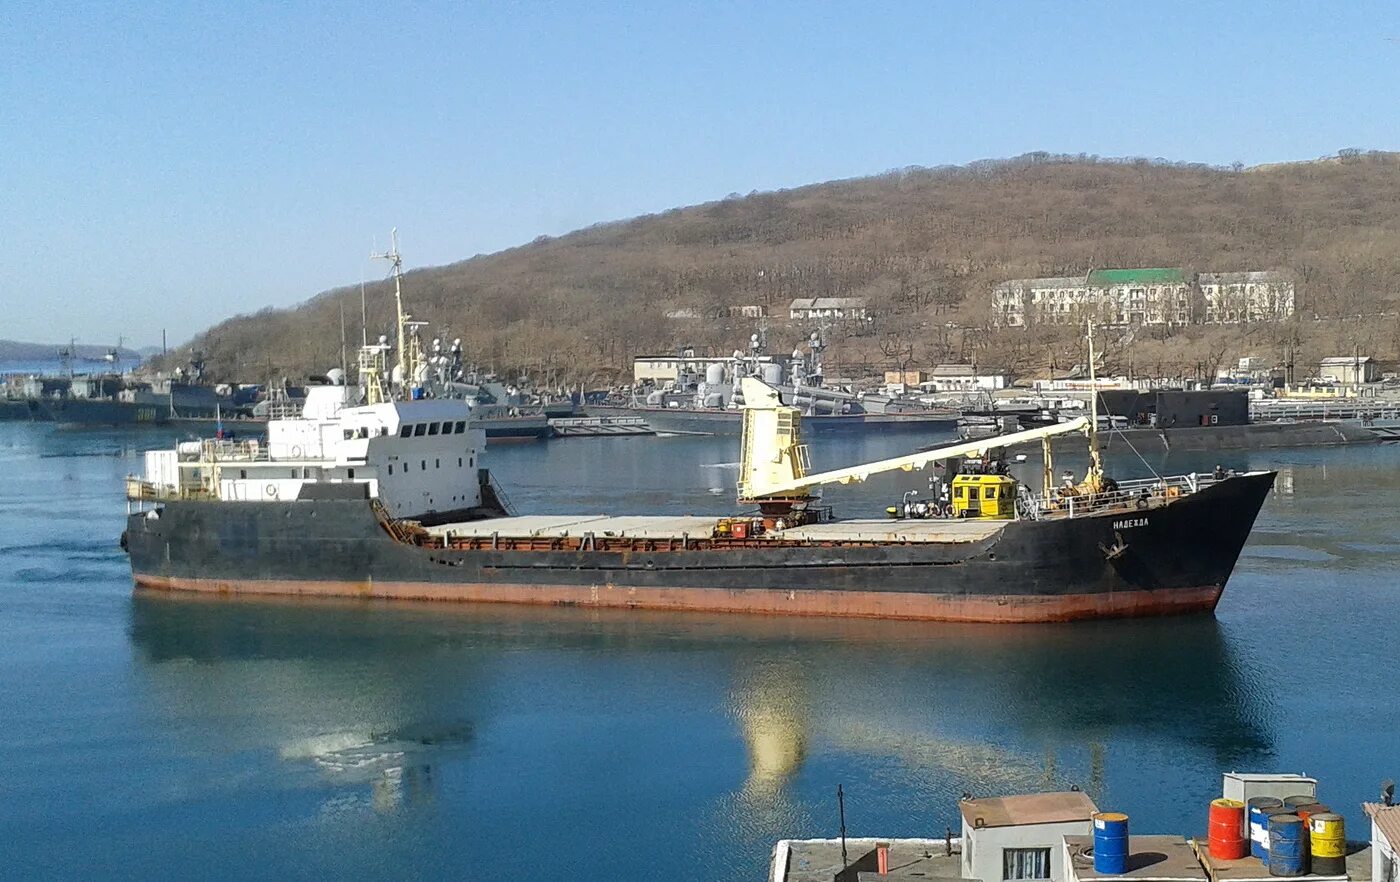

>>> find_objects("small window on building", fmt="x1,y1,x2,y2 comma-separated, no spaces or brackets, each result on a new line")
428,422,440,436
400,425,412,438
435,458,440,468
290,469,298,478
413,424,426,437
458,457,463,467
347,469,355,479
239,469,247,479
421,460,426,471
1003,847,1051,881
984,487,997,499
388,464,394,475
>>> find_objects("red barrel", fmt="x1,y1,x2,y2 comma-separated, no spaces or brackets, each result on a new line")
1209,798,1249,860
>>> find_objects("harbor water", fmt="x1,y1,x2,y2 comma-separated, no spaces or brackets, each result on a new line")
3,422,1399,880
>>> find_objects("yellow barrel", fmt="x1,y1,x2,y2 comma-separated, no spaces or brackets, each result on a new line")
1309,813,1346,875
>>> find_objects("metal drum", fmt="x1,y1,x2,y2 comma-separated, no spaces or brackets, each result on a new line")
1293,804,1330,865
1282,795,1316,810
1268,814,1306,877
1209,798,1249,860
1309,813,1346,875
1093,812,1130,874
1248,799,1285,860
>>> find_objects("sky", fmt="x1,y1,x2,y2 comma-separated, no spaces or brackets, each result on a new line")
2,1,1399,348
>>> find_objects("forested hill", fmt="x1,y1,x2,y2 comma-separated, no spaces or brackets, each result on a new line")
179,151,1400,383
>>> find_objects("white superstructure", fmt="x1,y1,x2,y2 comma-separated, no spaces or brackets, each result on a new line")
131,232,488,521
137,381,484,520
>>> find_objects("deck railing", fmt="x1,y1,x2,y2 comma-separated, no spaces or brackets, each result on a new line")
1019,473,1206,521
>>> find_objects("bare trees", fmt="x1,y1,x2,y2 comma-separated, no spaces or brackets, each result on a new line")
174,152,1400,383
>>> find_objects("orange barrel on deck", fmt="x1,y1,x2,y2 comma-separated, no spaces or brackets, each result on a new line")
1209,798,1249,860
1309,813,1346,875
1293,804,1330,865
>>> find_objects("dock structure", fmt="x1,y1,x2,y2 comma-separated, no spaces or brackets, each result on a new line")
1065,835,1207,882
1251,401,1400,423
1187,838,1352,882
547,416,655,437
770,774,1380,882
773,837,963,882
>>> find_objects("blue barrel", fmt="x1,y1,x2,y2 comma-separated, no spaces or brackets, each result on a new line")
1249,799,1285,860
1268,814,1306,877
1094,812,1130,874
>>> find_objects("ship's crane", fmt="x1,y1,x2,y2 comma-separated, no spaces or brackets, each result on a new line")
736,377,1092,508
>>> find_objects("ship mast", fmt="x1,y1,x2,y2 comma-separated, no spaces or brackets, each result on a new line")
372,228,418,400
1085,320,1104,483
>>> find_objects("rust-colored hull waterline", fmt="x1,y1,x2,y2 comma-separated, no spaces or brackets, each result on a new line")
123,471,1274,624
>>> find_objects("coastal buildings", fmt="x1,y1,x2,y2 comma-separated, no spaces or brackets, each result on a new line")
788,297,869,321
992,269,1294,328
1198,271,1296,323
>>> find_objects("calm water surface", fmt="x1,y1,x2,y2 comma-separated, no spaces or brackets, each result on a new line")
2,423,1397,880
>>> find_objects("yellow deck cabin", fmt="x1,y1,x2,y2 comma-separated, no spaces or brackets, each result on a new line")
951,474,1018,520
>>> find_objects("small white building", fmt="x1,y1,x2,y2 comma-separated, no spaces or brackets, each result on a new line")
961,791,1098,882
1365,802,1399,882
918,364,1008,393
1318,356,1378,386
789,297,868,321
632,354,717,385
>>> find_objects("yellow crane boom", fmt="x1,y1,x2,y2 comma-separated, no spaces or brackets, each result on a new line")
736,377,1090,501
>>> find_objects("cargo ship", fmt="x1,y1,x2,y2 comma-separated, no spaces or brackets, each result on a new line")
122,264,1275,623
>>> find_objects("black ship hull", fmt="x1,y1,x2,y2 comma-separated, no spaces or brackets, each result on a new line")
124,472,1275,623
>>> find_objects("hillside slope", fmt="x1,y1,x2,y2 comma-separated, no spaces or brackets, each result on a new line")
179,151,1400,384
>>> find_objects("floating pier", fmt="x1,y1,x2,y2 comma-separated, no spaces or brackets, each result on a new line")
547,416,655,437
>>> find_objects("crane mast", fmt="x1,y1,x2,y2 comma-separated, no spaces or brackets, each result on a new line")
736,377,1090,503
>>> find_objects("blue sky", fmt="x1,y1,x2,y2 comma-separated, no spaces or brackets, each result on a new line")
2,1,1398,347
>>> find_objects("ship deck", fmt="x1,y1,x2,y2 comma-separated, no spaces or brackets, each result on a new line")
428,515,1006,543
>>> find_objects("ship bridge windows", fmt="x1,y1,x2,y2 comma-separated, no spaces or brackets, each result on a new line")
399,425,412,438
454,420,466,433
428,422,440,435
413,424,427,437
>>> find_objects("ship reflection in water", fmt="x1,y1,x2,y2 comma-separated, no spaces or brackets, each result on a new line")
128,591,1274,835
